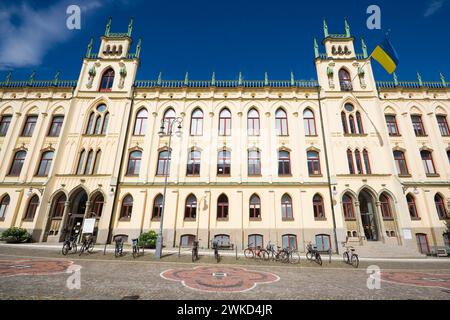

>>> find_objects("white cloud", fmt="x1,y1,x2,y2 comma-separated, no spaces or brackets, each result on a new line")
424,0,446,17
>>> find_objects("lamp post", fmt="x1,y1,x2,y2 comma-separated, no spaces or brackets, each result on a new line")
155,116,183,259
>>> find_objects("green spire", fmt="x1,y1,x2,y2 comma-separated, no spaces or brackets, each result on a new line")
264,71,269,86
184,71,189,86
128,17,134,37
238,72,243,86
105,17,112,36
86,37,93,57
417,71,423,86
5,71,12,84
136,38,142,58
440,72,446,86
361,38,368,58
344,18,351,37
29,71,36,84
314,38,319,58
290,71,295,86
53,71,60,85
157,71,162,86
211,71,216,86
323,18,329,38
393,72,399,86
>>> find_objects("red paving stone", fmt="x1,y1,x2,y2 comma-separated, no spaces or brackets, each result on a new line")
0,259,73,278
381,272,450,289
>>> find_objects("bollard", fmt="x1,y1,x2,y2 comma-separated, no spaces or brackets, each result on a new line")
235,244,238,260
329,249,332,264
178,245,181,258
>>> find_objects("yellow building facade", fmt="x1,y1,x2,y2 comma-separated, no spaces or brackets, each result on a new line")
0,19,448,256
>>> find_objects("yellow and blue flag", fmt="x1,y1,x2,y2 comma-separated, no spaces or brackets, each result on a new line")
371,38,399,74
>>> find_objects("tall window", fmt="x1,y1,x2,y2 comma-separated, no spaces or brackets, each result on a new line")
435,194,448,220
24,195,39,221
385,115,400,136
156,150,171,176
363,149,371,174
341,111,348,134
86,104,108,135
339,69,352,91
94,115,102,135
355,150,363,174
84,150,94,175
349,115,356,134
282,234,297,250
316,234,331,252
307,151,321,176
341,104,363,135
411,115,426,136
133,108,148,136
281,194,293,220
48,115,64,137
91,194,104,218
76,149,86,175
190,108,204,136
120,195,133,220
247,108,260,136
0,195,10,220
101,112,109,135
313,194,325,219
356,112,364,134
127,150,142,176
394,151,409,176
51,193,66,218
407,194,419,219
219,108,231,136
249,194,261,220
187,150,201,176
416,233,430,254
278,151,291,176
152,194,163,220
37,151,54,176
9,150,26,176
437,115,450,136
184,194,197,220
275,108,288,136
248,150,261,176
22,115,38,136
162,108,176,135
380,193,393,219
92,150,101,174
100,68,114,92
217,194,229,220
0,115,12,137
420,150,436,175
217,150,231,175
303,109,317,136
347,149,355,174
342,194,355,220
86,112,95,134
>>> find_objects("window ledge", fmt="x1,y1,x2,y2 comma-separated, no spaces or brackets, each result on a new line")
309,174,323,178
151,218,161,222
217,218,229,222
345,218,357,221
389,134,402,137
82,134,106,138
383,217,395,221
426,174,440,178
282,218,295,222
217,174,231,177
343,133,368,137
22,219,34,222
415,134,428,137
184,218,196,222
186,174,200,177
398,174,412,178
249,218,262,222
410,217,421,221
314,218,327,221
119,218,131,222
248,174,262,177
278,174,293,177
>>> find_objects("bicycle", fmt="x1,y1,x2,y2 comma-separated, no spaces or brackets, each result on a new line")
115,237,124,257
285,247,301,264
342,244,359,268
244,246,270,261
62,235,78,255
305,242,322,266
192,240,199,262
212,240,220,263
132,238,144,259
78,234,95,256
266,242,288,263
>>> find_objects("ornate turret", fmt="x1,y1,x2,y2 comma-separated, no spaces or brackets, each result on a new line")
323,19,329,38
184,72,189,86
393,72,399,86
344,18,351,37
314,38,319,58
361,38,368,58
417,71,423,86
290,71,295,86
238,72,243,86
128,17,134,37
264,72,269,86
86,38,94,57
440,72,446,86
211,71,216,86
105,17,112,36
136,38,142,58
157,71,162,86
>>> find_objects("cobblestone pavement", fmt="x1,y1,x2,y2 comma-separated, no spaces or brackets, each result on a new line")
0,246,449,300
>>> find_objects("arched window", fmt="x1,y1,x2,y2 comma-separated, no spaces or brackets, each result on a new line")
101,112,109,135
24,195,39,221
349,115,356,134
152,194,163,220
407,194,419,219
315,234,331,252
313,194,325,219
437,115,450,136
339,69,352,91
249,194,261,220
356,111,364,134
134,108,148,136
307,151,321,176
100,68,114,92
94,115,102,135
91,193,104,218
86,112,95,134
76,149,86,175
282,234,297,250
217,150,231,175
184,194,197,220
187,150,201,176
87,104,108,135
21,115,38,137
248,234,263,249
127,150,142,176
162,108,176,135
281,194,293,220
247,108,260,136
435,194,448,220
416,233,430,254
380,193,393,219
278,150,291,176
303,109,316,136
354,149,363,174
347,149,355,174
48,115,64,137
394,151,409,176
37,151,54,177
180,234,196,247
9,150,26,176
217,194,229,220
275,108,288,136
219,108,231,136
420,150,436,175
385,114,400,136
411,115,426,136
0,195,10,220
120,195,133,220
93,150,101,174
248,150,261,176
342,194,355,220
84,150,94,175
51,193,66,218
342,104,364,135
363,149,371,174
0,114,12,137
190,108,204,136
341,111,348,134
157,150,171,176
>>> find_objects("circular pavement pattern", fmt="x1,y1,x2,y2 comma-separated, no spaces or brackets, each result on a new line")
0,259,73,278
381,272,450,289
161,266,280,292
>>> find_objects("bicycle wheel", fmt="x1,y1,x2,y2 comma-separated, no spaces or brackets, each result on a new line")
87,242,95,253
306,251,313,261
244,248,254,259
62,243,69,256
278,251,288,263
351,254,359,268
316,253,322,266
72,243,77,254
79,245,85,256
343,251,349,264
260,249,270,261
115,247,120,258
289,251,300,264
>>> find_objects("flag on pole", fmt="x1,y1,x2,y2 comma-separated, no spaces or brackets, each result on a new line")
371,37,399,74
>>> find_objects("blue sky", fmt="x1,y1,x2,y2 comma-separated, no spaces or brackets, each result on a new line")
0,0,448,83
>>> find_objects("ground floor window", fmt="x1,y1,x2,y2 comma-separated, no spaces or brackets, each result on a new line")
180,234,195,247
416,233,430,254
282,234,297,250
315,234,331,252
444,233,450,248
214,234,231,248
248,234,263,249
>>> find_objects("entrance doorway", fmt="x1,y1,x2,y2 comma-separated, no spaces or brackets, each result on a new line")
358,190,379,241
64,189,88,241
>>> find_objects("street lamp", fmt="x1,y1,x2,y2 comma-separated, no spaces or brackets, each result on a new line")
155,116,183,259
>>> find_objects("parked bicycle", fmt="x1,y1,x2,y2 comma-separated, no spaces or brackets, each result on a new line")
284,246,301,264
115,237,124,257
212,240,220,263
244,245,270,261
62,234,78,255
78,234,95,256
266,242,288,263
192,240,199,262
305,242,322,266
132,238,144,259
342,244,359,268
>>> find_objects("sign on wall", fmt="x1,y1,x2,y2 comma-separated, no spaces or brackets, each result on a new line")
403,229,412,240
82,218,96,234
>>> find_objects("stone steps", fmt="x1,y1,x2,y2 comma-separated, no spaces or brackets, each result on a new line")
345,241,423,258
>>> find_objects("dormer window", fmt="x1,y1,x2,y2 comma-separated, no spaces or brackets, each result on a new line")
100,68,114,92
